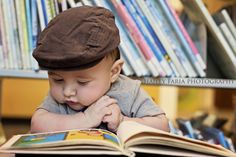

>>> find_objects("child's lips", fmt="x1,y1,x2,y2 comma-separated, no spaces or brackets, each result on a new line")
66,101,78,106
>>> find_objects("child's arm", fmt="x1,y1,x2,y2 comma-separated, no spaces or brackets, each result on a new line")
103,104,169,133
123,114,170,132
31,96,116,133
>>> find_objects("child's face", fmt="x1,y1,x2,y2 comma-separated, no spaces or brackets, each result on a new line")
48,57,116,111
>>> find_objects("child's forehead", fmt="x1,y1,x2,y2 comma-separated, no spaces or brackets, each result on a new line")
48,70,92,79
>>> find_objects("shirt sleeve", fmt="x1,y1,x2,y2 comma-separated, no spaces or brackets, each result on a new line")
130,87,165,118
37,93,61,113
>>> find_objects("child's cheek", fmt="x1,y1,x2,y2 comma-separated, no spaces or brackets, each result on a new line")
50,87,63,103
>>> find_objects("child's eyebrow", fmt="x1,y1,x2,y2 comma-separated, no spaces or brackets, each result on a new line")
48,72,61,77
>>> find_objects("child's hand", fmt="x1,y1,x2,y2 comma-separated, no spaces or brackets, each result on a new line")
84,96,117,128
102,103,124,132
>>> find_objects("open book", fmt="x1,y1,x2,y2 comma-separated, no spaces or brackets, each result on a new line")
0,121,235,157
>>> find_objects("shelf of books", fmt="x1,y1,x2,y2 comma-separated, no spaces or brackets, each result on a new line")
0,0,236,88
0,0,236,155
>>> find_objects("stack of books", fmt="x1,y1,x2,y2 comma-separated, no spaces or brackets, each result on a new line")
169,112,236,153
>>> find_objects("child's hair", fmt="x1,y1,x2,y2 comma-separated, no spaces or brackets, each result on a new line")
107,48,120,62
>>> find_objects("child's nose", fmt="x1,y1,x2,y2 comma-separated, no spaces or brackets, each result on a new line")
63,85,76,98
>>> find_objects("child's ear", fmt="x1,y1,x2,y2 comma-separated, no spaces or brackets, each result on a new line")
110,59,124,83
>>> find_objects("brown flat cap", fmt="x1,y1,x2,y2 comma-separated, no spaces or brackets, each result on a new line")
33,6,120,70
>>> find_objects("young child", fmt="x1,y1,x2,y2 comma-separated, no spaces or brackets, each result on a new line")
31,6,169,133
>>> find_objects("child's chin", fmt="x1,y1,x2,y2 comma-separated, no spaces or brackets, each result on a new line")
68,104,84,111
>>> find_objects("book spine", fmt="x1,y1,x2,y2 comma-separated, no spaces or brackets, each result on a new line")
119,49,135,76
111,0,160,77
0,13,3,69
194,0,236,77
41,0,49,25
0,0,10,69
11,0,23,69
31,0,38,49
25,0,33,52
25,0,35,69
21,0,31,69
121,0,167,76
133,0,180,77
9,0,22,69
165,0,206,70
131,0,175,76
3,0,18,69
31,0,39,70
219,23,236,56
135,0,187,77
221,10,236,40
49,0,56,18
15,0,28,69
45,0,54,23
157,0,206,77
53,0,60,15
146,0,196,77
94,0,150,76
105,0,150,76
36,0,46,31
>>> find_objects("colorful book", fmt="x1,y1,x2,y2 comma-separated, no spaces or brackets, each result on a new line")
157,0,205,77
31,0,39,70
49,0,56,18
111,0,161,77
201,127,228,149
165,0,206,70
119,48,135,76
41,0,49,25
131,0,179,77
135,0,187,77
176,118,196,139
31,0,38,49
15,0,30,69
144,0,196,77
121,0,168,76
25,0,33,53
181,0,236,79
94,0,151,76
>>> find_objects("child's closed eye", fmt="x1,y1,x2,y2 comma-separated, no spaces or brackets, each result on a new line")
53,78,64,82
77,80,89,85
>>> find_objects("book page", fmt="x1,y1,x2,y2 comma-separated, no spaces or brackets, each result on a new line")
117,121,235,157
117,121,166,143
0,129,122,152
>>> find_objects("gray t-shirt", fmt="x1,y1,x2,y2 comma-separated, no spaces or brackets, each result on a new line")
38,75,164,118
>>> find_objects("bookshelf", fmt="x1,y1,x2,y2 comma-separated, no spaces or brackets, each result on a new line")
0,0,235,117
0,0,236,151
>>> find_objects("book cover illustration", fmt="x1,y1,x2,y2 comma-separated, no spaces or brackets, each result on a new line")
11,129,121,149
